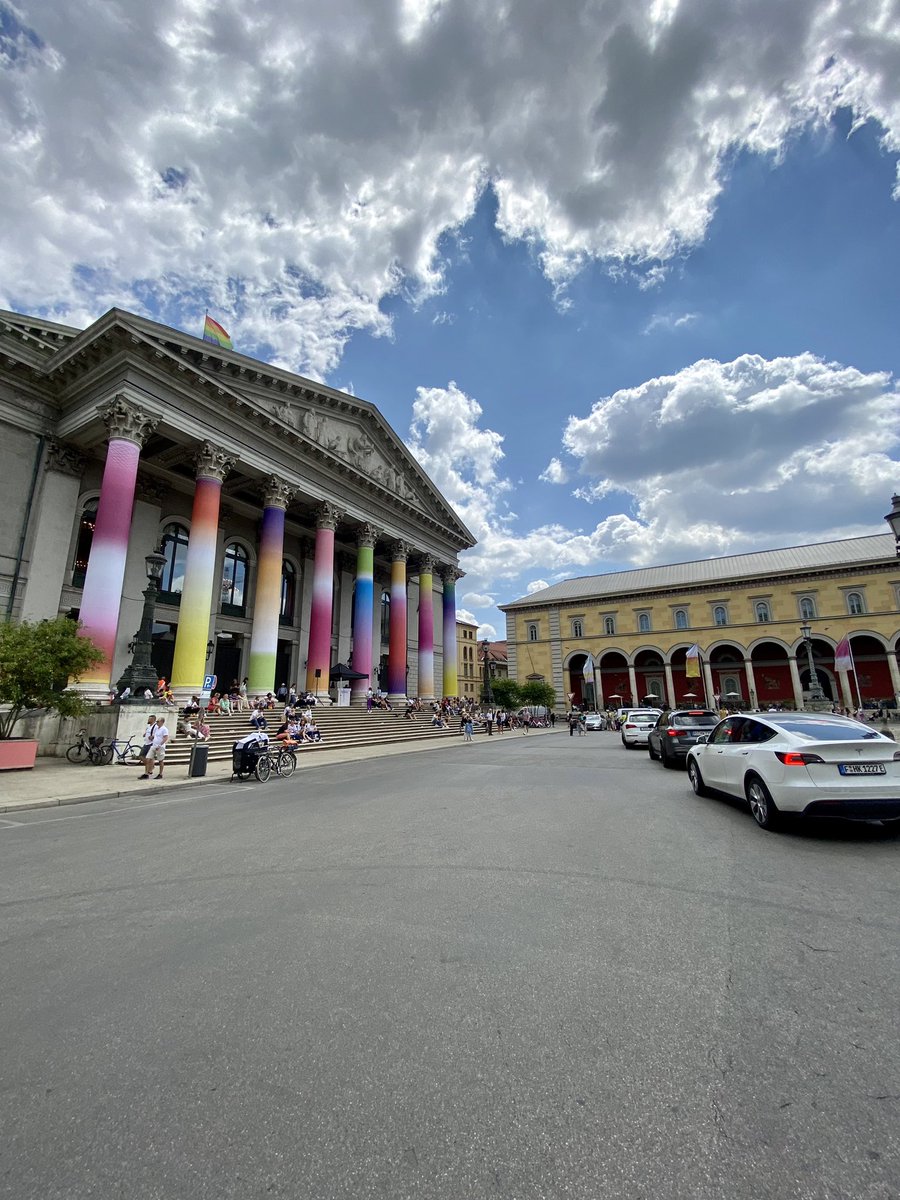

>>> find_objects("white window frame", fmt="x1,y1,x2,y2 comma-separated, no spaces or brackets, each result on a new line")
713,605,728,627
673,608,689,631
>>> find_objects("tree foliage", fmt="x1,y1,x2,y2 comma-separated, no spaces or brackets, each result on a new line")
519,680,556,710
489,678,521,710
0,618,104,739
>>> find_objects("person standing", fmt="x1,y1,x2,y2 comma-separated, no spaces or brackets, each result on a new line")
366,686,373,712
139,715,169,780
463,714,474,743
485,708,494,736
239,677,249,712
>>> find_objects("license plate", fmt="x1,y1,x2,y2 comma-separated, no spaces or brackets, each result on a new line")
838,763,886,775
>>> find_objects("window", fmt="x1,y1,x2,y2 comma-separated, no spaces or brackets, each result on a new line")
846,591,865,616
713,606,727,626
572,619,583,638
604,616,616,636
281,560,296,623
755,601,770,623
71,498,99,588
221,542,249,615
798,596,816,620
638,613,651,633
159,523,189,602
528,623,538,642
674,609,688,630
381,590,391,642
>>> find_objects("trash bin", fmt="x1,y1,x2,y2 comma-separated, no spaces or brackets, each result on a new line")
188,742,209,777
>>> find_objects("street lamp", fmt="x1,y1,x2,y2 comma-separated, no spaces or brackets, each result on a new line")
114,545,168,701
481,638,494,705
884,493,900,556
799,621,827,706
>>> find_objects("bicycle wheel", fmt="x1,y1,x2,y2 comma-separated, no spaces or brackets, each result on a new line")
126,744,145,764
66,743,89,764
277,750,297,779
97,745,115,766
254,754,272,782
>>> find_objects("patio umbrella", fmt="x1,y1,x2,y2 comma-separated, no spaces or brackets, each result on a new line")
329,662,369,680
724,691,742,699
682,691,699,699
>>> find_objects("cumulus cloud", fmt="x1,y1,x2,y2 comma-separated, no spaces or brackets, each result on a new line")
526,579,550,593
462,591,494,607
643,311,699,334
477,623,498,640
455,607,479,625
539,457,568,484
2,1,900,370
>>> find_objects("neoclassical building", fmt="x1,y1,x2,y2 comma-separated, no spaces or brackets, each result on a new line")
0,308,474,701
501,532,900,712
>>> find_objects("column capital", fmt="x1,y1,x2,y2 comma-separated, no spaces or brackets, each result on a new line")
100,395,159,447
416,554,436,577
194,441,233,482
390,540,412,563
261,476,295,510
356,522,381,549
45,441,86,478
440,564,465,584
315,501,344,531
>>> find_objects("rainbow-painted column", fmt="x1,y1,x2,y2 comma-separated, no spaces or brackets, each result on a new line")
350,523,379,703
248,478,294,694
306,502,343,694
170,443,233,692
442,566,463,698
416,556,435,701
387,541,410,699
78,397,159,692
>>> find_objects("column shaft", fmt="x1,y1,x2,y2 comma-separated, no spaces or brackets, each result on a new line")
248,502,288,693
663,663,676,708
388,550,408,698
171,476,225,689
788,657,804,709
417,565,434,701
627,665,638,706
306,525,336,694
442,571,459,698
351,534,376,700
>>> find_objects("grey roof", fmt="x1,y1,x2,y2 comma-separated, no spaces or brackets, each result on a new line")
502,534,896,609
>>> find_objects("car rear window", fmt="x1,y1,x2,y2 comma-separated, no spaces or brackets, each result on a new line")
672,712,718,727
768,717,884,741
628,711,658,720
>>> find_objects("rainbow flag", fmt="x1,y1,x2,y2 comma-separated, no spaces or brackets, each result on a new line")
202,314,232,350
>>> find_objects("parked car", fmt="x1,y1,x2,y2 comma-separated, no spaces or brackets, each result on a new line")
620,708,661,747
647,709,720,768
584,711,604,731
686,712,900,831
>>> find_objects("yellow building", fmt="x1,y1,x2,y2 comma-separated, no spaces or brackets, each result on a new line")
500,530,900,713
456,618,479,703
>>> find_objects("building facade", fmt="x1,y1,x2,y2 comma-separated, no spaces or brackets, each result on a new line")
501,534,900,713
0,309,474,701
456,619,479,704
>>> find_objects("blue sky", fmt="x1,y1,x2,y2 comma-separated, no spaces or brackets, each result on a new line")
2,0,899,638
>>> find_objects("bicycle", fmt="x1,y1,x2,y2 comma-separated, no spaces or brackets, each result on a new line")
256,744,298,781
66,730,104,764
96,734,146,766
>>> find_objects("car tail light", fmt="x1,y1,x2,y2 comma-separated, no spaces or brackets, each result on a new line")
775,751,825,766
894,751,900,761
624,723,636,729
666,729,681,737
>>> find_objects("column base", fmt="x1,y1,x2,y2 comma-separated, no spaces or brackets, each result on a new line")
388,693,408,706
70,681,116,704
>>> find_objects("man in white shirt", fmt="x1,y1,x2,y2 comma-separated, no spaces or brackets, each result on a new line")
139,715,169,780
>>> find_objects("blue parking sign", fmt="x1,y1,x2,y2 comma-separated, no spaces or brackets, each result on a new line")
203,674,217,691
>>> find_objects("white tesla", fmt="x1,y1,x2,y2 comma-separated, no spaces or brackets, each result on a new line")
686,712,900,832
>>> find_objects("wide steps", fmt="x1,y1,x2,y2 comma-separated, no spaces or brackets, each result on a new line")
158,707,462,765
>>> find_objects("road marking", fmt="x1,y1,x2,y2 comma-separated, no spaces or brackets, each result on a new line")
1,787,238,827
0,817,24,827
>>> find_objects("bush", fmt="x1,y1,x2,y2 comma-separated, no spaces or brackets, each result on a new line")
0,618,105,739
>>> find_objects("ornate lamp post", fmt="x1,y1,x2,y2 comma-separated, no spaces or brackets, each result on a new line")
799,621,827,707
115,545,168,701
884,493,900,556
481,638,494,706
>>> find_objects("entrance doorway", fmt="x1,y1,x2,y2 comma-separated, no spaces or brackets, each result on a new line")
276,639,293,691
214,637,242,692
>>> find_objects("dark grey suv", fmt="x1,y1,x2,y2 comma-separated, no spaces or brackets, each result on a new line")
647,709,720,768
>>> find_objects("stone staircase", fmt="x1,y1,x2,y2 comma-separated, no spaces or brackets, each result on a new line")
156,706,463,767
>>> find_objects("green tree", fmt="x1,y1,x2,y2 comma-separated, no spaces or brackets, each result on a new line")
0,617,104,739
519,680,556,710
489,678,521,710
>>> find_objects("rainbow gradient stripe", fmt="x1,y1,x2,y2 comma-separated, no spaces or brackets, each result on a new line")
442,574,458,698
202,314,232,350
388,556,407,696
171,476,222,689
78,438,141,685
350,543,374,699
247,504,285,692
306,525,335,693
417,568,434,699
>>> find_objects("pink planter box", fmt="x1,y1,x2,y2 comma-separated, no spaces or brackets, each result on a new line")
0,739,38,770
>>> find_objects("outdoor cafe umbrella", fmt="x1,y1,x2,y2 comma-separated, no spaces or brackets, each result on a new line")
724,691,742,699
329,662,369,681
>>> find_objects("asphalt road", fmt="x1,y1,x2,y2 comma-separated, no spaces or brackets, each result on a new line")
2,731,899,1200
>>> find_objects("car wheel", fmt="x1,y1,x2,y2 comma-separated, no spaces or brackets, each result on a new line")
746,775,781,831
648,739,658,760
661,741,676,769
688,759,710,797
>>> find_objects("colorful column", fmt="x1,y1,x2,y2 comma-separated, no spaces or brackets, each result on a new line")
416,556,435,701
388,541,410,699
248,478,294,694
170,443,233,692
305,502,343,694
442,567,462,698
78,396,159,691
350,523,379,703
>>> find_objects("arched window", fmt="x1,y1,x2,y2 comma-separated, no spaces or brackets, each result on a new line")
755,601,770,623
799,596,816,620
572,619,583,638
221,543,249,614
281,560,296,623
159,523,189,601
846,591,864,616
528,623,538,642
638,613,651,633
604,616,616,636
674,609,688,630
713,606,727,626
380,590,391,642
71,498,98,588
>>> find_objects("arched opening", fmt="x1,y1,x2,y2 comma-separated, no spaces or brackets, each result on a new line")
567,652,593,708
634,650,665,705
708,644,747,708
598,651,630,708
71,498,99,588
751,640,795,706
221,543,249,616
159,523,189,604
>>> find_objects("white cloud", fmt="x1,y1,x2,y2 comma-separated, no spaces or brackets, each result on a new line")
539,457,568,484
643,311,699,335
462,591,494,607
2,2,900,370
477,623,498,641
526,579,550,593
455,607,479,625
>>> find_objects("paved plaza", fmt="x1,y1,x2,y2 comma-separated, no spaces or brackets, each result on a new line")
1,730,898,1199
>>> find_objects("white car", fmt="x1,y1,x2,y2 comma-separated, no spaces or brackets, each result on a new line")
583,711,604,731
621,708,662,747
686,712,900,832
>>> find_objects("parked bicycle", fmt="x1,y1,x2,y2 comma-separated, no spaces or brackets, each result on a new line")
96,734,145,767
255,745,298,782
66,730,105,764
